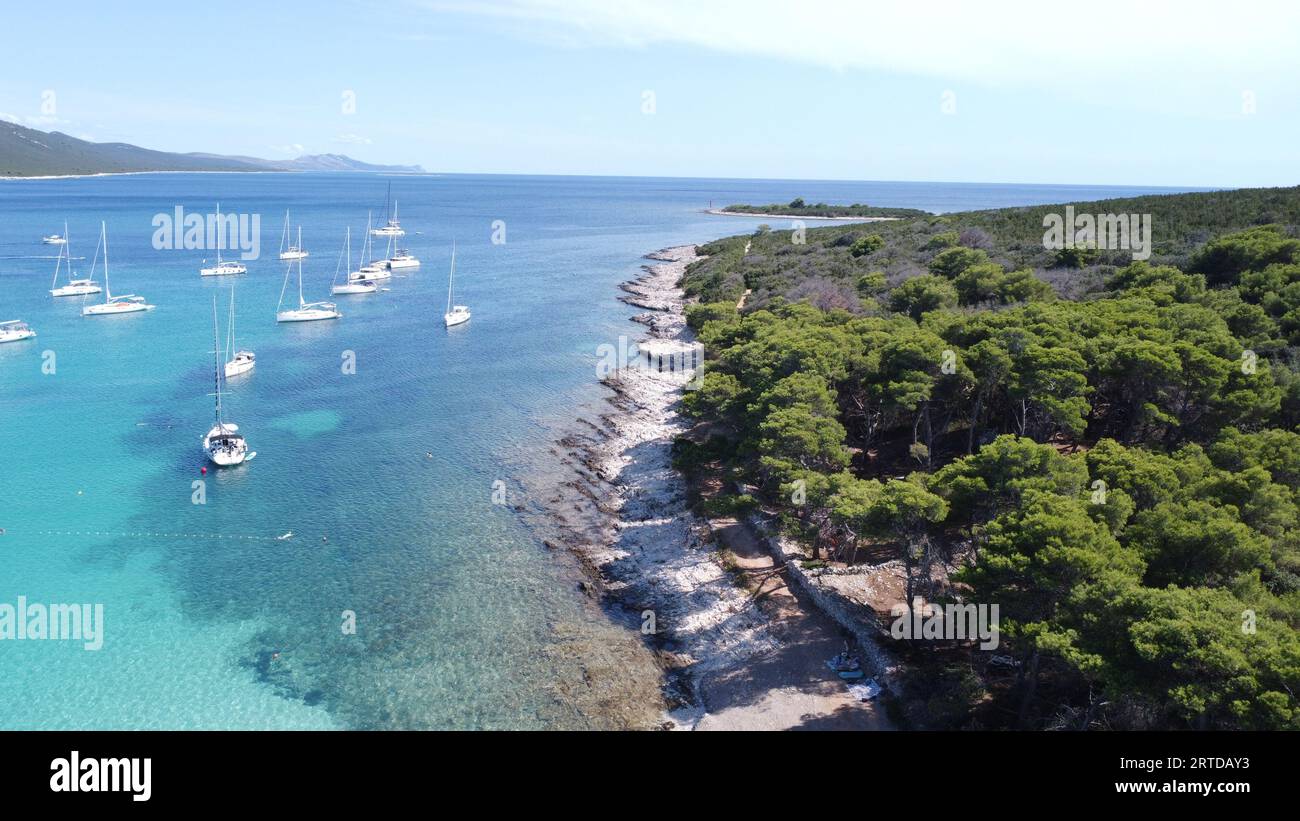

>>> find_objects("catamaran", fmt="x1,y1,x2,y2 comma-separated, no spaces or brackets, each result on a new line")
370,181,404,237
200,203,248,276
331,227,377,295
0,320,36,343
383,232,420,269
42,233,67,245
277,228,341,322
82,222,155,316
350,212,391,282
204,295,252,467
49,223,102,297
224,285,255,377
278,209,309,260
443,242,470,327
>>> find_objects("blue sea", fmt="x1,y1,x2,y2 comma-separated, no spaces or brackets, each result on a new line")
0,174,1202,729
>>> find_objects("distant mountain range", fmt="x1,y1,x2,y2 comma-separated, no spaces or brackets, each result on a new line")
0,121,425,177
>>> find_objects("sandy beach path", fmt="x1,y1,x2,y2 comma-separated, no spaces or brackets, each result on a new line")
693,516,892,731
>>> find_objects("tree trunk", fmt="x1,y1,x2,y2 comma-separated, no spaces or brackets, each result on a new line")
1017,648,1041,728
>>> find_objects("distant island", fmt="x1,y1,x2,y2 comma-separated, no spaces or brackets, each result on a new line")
0,121,425,178
715,197,932,219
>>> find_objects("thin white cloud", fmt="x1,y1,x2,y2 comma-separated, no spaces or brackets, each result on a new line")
334,133,373,145
0,112,77,128
426,0,1300,88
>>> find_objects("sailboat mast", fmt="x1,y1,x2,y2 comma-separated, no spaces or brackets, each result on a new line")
227,286,236,361
212,295,223,426
52,222,66,289
297,227,306,308
447,241,456,314
102,221,111,301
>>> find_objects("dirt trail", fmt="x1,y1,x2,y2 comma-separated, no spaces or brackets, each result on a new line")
693,517,892,731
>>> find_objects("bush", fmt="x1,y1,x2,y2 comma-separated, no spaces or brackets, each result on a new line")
850,234,885,258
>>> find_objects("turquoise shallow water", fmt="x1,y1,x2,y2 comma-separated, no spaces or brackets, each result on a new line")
0,173,1199,728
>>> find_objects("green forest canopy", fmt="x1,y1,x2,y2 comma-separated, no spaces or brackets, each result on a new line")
679,184,1300,729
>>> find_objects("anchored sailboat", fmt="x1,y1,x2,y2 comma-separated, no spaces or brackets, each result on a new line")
443,241,470,327
200,203,248,277
83,222,155,316
370,181,404,237
204,295,252,467
278,209,309,260
0,320,36,344
224,285,255,377
351,212,391,282
383,231,420,269
277,228,341,322
49,222,102,297
332,227,377,295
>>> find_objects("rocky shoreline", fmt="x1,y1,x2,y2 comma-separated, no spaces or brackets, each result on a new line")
526,243,893,730
528,245,786,728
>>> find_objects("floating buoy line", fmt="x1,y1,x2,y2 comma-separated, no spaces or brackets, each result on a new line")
9,528,292,542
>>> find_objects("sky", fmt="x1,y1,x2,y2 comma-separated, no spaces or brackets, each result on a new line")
1,0,1298,187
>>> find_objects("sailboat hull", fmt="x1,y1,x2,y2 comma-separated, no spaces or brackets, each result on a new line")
203,426,248,466
83,302,153,316
200,263,247,277
278,250,309,261
225,359,255,378
332,283,377,295
277,309,341,322
51,284,103,297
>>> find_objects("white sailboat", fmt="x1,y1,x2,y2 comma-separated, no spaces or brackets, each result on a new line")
204,295,252,467
200,203,248,276
278,209,309,260
277,228,341,322
370,181,404,237
351,212,391,282
384,232,420,269
42,233,67,245
224,285,255,377
331,227,377,295
0,320,36,343
443,242,470,327
83,222,155,316
49,223,102,297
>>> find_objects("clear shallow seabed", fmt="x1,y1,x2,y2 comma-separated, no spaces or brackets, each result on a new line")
0,174,1201,729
